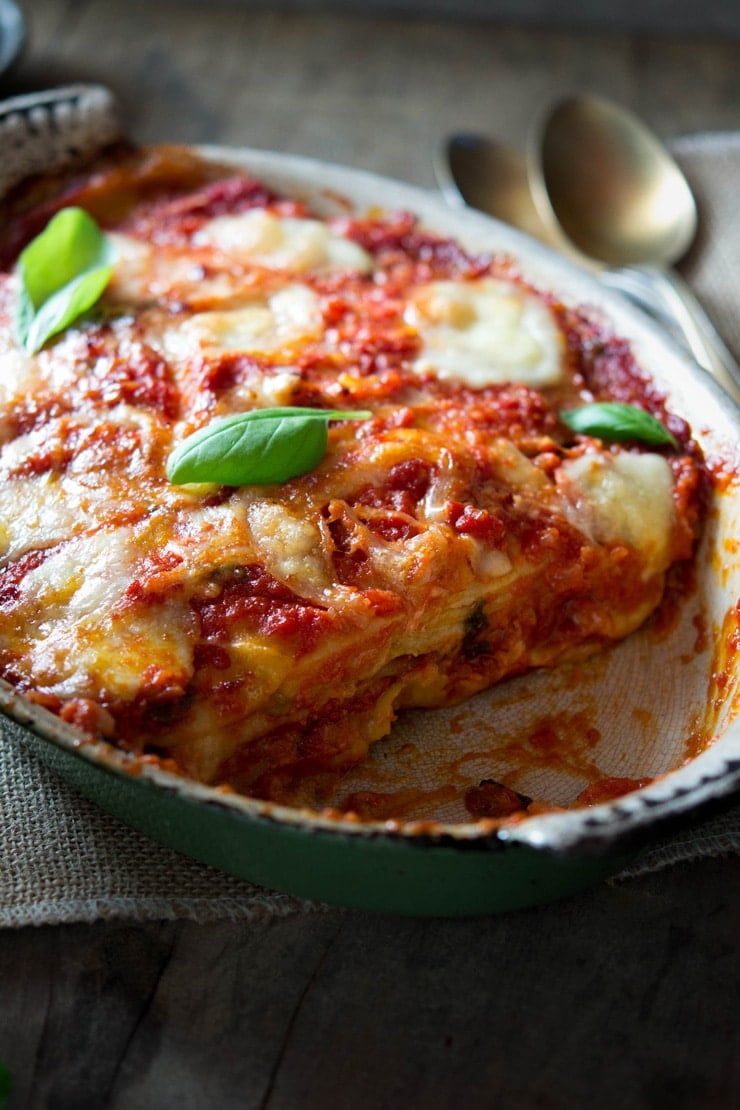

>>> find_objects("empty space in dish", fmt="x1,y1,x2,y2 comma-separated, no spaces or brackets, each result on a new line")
279,481,739,824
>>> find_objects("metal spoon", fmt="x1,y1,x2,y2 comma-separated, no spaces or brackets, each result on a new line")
528,94,740,399
439,133,560,245
437,132,693,352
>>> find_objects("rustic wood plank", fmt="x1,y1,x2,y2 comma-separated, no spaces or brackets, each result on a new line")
5,1,740,184
0,859,738,1108
1,4,739,1107
147,0,740,37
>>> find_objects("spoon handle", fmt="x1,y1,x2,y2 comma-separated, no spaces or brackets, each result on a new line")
624,264,740,403
599,268,691,349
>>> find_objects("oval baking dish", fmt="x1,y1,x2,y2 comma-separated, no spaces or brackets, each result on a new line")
0,87,737,915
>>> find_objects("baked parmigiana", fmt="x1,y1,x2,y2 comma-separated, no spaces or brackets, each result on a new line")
0,146,703,801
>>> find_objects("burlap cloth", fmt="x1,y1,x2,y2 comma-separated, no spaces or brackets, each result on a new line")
1,133,739,928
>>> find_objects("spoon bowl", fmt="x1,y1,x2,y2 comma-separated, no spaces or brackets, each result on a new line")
438,130,696,349
529,95,698,269
528,93,740,399
439,133,558,246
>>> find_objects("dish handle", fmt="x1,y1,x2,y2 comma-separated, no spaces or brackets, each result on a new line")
0,83,122,200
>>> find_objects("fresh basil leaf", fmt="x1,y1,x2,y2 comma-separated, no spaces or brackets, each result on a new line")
24,266,113,355
20,207,111,308
14,279,35,350
561,402,678,449
167,407,372,486
17,206,113,353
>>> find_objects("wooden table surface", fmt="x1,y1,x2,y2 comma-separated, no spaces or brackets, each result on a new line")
1,3,739,1107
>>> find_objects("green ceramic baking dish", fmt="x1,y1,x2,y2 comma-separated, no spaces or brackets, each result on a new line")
0,86,737,916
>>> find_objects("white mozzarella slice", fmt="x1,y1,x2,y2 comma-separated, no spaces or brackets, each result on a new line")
557,450,676,570
193,210,373,274
106,233,206,302
0,473,83,563
406,278,564,388
0,342,40,411
157,283,323,362
245,500,328,591
18,527,136,622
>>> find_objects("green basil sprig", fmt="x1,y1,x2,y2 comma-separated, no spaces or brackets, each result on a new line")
16,207,113,354
167,407,372,486
561,402,678,449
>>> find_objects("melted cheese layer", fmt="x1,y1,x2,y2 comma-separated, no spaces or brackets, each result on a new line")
194,211,374,274
157,284,323,362
406,278,565,388
558,451,676,571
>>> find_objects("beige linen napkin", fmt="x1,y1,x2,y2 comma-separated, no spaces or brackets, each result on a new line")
0,134,738,927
